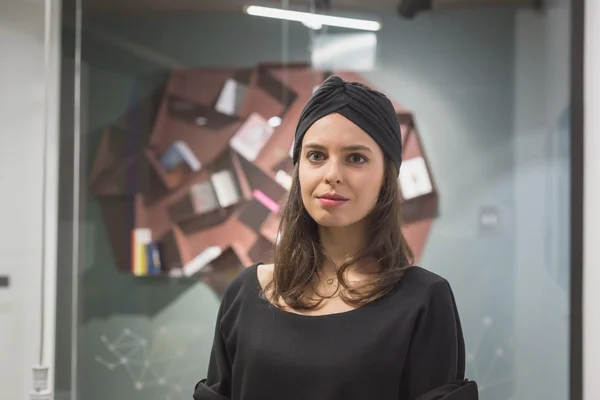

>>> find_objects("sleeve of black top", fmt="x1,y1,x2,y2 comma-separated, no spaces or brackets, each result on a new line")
200,298,232,399
398,280,466,399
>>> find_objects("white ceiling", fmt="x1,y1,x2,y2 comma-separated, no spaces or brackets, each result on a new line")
83,0,399,16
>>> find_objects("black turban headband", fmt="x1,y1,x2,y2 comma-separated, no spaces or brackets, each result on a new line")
292,75,402,169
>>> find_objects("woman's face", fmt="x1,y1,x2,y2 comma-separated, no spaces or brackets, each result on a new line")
298,113,386,228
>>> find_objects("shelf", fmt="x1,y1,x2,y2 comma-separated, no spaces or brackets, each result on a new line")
89,64,440,278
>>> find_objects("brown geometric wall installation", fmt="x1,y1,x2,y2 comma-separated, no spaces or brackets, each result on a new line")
88,63,439,297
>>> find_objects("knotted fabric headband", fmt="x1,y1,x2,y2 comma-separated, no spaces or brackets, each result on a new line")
292,75,402,169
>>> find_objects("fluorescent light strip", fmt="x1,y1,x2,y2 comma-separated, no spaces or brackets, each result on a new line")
245,5,381,32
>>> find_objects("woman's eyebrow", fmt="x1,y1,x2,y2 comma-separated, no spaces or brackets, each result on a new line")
342,144,372,153
303,143,373,153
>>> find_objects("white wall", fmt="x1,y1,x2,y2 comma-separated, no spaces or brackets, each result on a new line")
584,0,600,399
0,0,61,398
513,2,571,399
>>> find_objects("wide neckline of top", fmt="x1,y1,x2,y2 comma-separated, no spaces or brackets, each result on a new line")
250,262,399,320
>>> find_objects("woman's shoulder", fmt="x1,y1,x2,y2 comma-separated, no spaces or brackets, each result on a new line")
223,262,273,308
393,265,456,303
256,262,274,289
216,263,264,328
402,265,450,287
225,262,263,296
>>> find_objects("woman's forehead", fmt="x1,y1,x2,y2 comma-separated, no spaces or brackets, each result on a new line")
304,113,375,145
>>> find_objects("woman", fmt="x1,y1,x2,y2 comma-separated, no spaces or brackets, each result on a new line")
194,76,478,400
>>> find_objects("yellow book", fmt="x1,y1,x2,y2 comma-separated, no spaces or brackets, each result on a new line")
132,228,152,276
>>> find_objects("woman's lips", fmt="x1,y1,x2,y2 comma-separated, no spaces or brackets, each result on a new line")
318,196,349,207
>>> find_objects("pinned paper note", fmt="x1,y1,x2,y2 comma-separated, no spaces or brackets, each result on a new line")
230,113,274,162
210,170,241,208
215,79,248,116
398,157,433,200
189,181,219,214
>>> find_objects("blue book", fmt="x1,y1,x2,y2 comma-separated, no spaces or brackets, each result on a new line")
159,141,201,172
146,242,162,275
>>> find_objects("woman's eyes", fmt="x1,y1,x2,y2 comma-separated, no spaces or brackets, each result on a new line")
307,151,326,162
347,153,367,164
306,151,367,164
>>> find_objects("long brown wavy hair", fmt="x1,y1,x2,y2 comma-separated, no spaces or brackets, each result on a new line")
267,157,414,310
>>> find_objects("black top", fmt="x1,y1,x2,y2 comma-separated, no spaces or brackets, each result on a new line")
194,263,471,400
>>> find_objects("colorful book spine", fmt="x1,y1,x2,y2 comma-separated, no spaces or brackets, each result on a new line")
131,228,151,276
146,241,162,275
182,246,222,277
253,189,280,213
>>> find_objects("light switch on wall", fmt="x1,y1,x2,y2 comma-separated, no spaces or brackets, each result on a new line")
479,206,500,232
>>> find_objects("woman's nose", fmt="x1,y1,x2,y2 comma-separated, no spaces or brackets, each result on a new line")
324,159,343,185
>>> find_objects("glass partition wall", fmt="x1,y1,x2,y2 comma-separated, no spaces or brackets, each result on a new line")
57,1,575,399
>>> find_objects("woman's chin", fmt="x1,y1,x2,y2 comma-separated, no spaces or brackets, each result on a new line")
312,213,351,228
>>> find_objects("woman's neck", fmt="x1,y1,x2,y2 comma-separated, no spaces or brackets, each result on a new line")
318,222,366,275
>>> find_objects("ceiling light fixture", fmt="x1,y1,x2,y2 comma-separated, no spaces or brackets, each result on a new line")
244,5,381,32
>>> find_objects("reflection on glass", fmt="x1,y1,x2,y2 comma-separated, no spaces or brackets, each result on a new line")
56,1,573,399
